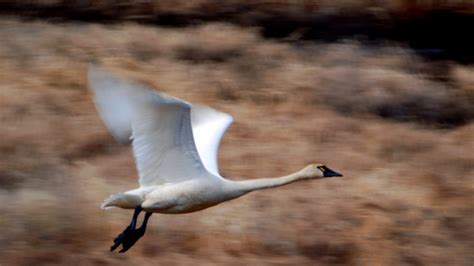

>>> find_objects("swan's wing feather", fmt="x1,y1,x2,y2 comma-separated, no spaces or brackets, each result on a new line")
88,65,136,144
132,100,209,187
88,65,213,187
191,105,233,177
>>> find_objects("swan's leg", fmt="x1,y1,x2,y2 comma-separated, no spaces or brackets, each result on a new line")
110,206,142,251
118,212,153,253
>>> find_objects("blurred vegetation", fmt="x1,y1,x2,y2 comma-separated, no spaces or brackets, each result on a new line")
1,0,473,63
0,1,473,265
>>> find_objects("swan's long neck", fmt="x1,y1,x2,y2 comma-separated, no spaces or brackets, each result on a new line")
222,168,320,199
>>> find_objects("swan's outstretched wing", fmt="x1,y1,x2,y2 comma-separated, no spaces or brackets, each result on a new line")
191,105,233,177
88,65,216,187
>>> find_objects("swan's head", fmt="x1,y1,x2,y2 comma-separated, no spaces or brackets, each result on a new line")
302,164,343,178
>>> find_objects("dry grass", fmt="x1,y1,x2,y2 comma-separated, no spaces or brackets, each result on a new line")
0,18,473,265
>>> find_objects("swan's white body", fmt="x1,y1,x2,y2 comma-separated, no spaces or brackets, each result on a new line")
88,65,339,215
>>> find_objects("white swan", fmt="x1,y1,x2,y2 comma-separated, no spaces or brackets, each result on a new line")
88,65,343,252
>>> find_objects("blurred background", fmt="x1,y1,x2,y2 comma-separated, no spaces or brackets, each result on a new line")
0,1,473,265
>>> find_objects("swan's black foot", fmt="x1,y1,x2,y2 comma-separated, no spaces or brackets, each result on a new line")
110,226,146,253
112,225,132,245
109,206,152,253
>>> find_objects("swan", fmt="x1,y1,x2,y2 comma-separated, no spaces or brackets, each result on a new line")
87,65,343,253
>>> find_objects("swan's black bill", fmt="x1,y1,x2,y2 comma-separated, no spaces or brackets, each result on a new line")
319,165,343,177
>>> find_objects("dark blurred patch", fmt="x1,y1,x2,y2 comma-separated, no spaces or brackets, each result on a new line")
398,253,423,266
175,46,241,63
442,214,474,241
0,171,22,190
0,2,472,63
298,240,355,264
395,10,474,64
373,96,473,128
260,10,474,64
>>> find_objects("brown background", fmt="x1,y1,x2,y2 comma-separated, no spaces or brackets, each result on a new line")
0,1,473,265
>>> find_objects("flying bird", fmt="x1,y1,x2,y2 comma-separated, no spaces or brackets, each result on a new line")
87,65,343,253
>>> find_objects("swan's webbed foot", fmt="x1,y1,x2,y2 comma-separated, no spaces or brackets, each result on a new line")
110,225,145,253
110,206,153,253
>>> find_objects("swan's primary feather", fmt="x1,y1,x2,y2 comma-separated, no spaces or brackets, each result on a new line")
88,65,137,144
88,65,233,185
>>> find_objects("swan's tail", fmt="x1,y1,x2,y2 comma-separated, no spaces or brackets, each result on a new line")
101,193,143,210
